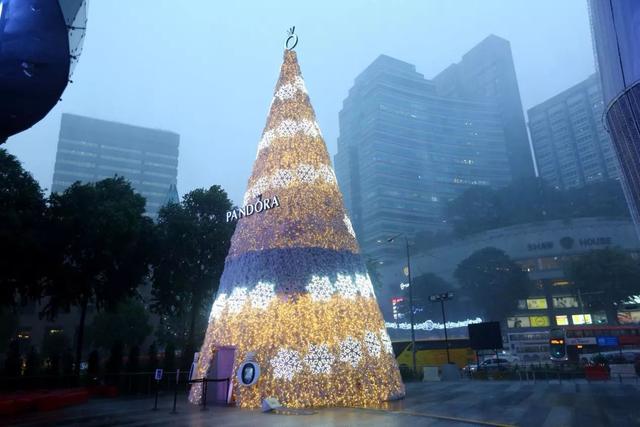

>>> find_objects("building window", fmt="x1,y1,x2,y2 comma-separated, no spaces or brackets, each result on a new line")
571,314,593,325
527,298,548,310
507,317,531,328
553,296,579,308
555,315,569,326
529,316,550,327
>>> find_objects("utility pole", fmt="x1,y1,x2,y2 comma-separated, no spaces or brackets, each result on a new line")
430,292,454,364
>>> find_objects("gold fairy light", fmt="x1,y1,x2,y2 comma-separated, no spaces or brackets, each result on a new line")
190,31,404,408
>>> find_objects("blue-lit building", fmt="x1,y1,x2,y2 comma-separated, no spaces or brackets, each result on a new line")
335,52,512,260
52,113,180,219
589,0,640,235
0,0,87,142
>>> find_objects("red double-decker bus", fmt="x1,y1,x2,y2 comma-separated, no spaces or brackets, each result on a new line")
549,325,640,362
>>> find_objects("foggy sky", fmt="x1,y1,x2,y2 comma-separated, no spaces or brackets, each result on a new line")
5,0,595,205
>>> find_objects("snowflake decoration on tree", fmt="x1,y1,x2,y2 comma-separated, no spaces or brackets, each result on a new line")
343,215,356,238
339,336,362,367
364,331,381,357
301,119,321,138
271,169,294,189
270,348,303,380
258,129,275,153
355,273,375,298
317,164,337,185
208,293,227,322
306,275,333,302
227,287,248,314
303,344,335,374
379,329,394,354
297,163,318,183
334,274,357,299
249,281,275,309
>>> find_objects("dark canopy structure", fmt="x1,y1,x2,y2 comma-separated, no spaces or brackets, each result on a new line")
0,0,87,143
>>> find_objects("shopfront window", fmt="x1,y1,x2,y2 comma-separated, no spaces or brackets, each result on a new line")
571,314,593,325
553,296,579,308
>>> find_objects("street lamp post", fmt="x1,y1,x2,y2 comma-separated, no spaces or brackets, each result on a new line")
382,233,417,377
429,292,454,364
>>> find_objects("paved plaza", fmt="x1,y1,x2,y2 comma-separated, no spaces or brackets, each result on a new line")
7,380,640,426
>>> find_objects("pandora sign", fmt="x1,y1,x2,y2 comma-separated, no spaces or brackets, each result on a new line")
226,195,281,222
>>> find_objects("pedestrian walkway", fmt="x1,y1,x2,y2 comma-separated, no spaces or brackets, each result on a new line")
7,381,640,426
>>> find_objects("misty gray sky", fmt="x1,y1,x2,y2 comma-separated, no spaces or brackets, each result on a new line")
5,0,595,205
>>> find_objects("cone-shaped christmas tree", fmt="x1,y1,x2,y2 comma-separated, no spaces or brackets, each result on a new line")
189,44,404,408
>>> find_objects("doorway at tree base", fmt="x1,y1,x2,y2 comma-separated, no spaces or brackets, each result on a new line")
189,47,405,408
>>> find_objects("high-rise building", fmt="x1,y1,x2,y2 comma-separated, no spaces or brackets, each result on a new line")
433,35,535,180
589,0,640,234
335,54,511,260
51,113,179,218
527,73,619,189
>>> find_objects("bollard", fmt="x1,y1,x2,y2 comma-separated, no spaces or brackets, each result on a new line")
171,369,180,414
152,379,159,411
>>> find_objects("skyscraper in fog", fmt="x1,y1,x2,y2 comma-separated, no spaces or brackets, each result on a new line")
335,54,511,260
528,73,619,190
51,113,179,218
589,0,640,235
433,35,535,180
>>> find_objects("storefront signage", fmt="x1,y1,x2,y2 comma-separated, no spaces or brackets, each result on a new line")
226,195,280,222
597,336,619,347
566,337,597,345
527,236,613,252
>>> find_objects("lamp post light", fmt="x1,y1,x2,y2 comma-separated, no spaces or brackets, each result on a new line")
429,292,454,364
380,233,417,377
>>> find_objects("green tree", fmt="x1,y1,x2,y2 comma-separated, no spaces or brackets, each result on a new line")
454,247,529,322
365,258,384,290
446,186,503,236
42,177,154,374
4,339,21,377
41,331,70,376
163,342,176,372
87,298,152,351
151,186,235,358
407,273,453,322
567,248,640,324
106,341,124,375
0,149,46,307
146,342,159,371
24,346,40,376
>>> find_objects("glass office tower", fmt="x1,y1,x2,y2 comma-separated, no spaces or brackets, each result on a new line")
335,55,511,261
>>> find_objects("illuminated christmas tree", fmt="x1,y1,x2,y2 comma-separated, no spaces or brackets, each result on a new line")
190,35,405,408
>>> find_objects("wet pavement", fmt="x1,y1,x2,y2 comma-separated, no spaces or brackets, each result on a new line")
6,380,640,426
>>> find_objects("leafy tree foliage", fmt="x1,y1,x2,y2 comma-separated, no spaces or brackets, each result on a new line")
406,273,453,322
454,247,529,322
151,186,235,357
87,298,152,351
43,177,154,374
567,248,640,324
447,178,629,237
0,149,46,307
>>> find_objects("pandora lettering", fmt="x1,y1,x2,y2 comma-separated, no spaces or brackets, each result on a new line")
226,195,281,222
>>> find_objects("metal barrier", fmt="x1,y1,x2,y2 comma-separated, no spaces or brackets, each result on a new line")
187,377,231,410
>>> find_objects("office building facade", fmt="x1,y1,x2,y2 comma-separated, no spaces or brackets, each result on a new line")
52,113,179,218
528,73,619,189
589,0,640,235
381,217,640,360
433,35,535,180
335,54,511,260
